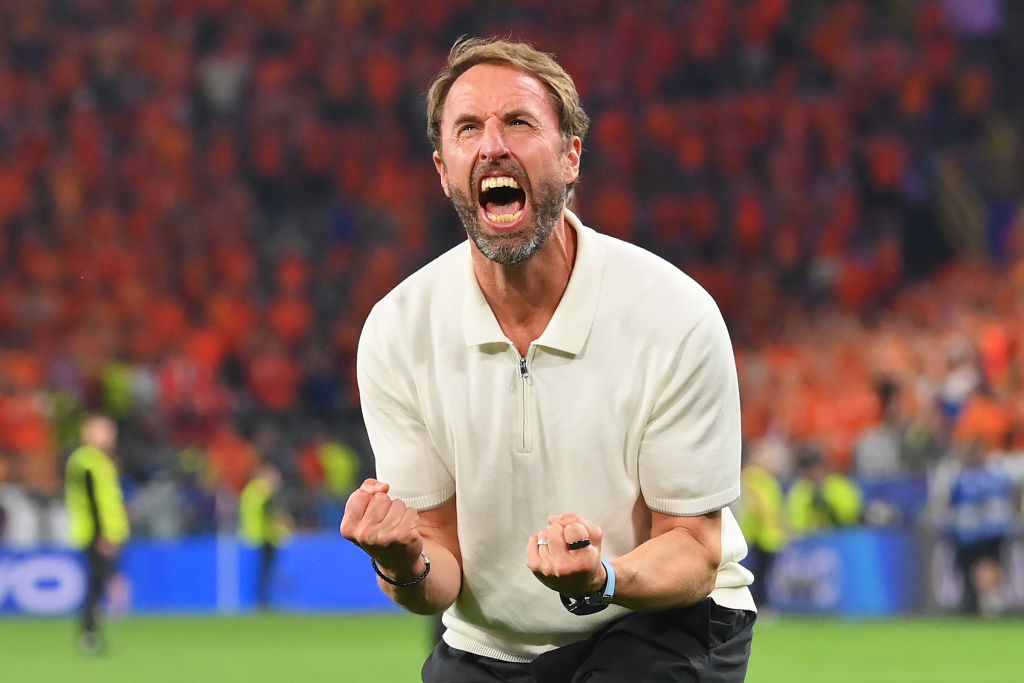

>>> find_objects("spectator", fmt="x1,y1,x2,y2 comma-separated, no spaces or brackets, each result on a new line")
735,444,789,610
787,445,864,534
933,441,1019,616
63,414,129,655
239,462,292,609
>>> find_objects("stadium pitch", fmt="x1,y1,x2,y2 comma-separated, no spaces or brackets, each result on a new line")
0,612,1018,682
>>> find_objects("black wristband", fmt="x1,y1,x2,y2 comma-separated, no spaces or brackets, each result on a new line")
372,552,430,587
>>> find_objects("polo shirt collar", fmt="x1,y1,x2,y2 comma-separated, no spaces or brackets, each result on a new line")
462,209,606,356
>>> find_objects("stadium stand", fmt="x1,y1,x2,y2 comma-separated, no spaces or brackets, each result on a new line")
0,0,1022,541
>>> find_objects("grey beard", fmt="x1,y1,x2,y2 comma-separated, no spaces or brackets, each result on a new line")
450,180,566,266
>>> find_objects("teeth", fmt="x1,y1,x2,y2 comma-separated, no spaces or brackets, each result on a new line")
480,176,520,191
486,210,523,224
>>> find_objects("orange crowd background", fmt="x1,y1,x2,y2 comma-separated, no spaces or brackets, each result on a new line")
0,0,1021,533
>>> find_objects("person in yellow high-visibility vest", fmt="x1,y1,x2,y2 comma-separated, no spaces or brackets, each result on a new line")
787,446,863,535
239,462,291,608
735,447,788,609
64,414,129,655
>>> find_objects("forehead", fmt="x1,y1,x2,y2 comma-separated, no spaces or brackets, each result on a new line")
442,63,559,126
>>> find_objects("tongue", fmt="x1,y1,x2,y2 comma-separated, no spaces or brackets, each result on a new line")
485,198,524,215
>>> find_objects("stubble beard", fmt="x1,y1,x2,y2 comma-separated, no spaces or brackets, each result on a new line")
449,170,567,266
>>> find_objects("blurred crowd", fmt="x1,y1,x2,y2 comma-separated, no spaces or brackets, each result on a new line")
1,0,1023,550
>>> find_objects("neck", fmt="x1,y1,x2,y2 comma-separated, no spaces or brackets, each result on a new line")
472,212,577,353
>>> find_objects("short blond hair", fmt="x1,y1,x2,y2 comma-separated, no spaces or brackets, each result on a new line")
426,37,590,154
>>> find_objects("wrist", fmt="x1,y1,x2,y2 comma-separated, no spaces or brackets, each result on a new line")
373,552,430,587
560,558,616,615
587,561,609,595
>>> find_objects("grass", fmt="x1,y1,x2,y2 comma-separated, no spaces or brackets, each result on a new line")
1,612,1020,682
0,612,433,683
748,615,1022,683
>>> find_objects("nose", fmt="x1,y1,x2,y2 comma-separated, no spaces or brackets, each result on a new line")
478,118,510,162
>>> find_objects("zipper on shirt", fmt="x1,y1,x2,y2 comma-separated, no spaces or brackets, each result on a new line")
517,350,534,453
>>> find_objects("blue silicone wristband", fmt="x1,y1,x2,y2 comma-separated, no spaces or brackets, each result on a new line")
600,558,616,603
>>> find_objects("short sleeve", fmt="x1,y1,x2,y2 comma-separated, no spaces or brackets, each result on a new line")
639,308,742,516
357,304,455,510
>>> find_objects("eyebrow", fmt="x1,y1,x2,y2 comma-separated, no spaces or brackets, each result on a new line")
450,113,482,131
449,109,538,131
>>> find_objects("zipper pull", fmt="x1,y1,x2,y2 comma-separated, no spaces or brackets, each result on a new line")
519,356,530,380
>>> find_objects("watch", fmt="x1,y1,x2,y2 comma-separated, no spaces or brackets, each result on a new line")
560,558,616,615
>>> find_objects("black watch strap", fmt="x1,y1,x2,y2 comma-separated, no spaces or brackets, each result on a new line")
559,559,616,616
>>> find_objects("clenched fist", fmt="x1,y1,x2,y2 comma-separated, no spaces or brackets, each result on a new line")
340,478,425,582
526,512,606,598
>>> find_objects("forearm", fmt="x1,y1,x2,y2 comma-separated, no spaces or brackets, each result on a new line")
377,537,462,615
609,525,720,611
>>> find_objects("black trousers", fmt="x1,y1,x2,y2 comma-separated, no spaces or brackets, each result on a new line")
953,537,1005,614
422,599,755,683
746,545,775,609
257,542,278,607
82,544,115,633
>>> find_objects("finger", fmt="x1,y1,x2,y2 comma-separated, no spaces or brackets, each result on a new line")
548,513,577,526
577,517,604,546
375,506,424,561
542,523,574,566
378,496,410,532
541,523,562,547
362,491,395,524
340,489,374,539
557,514,604,547
359,478,390,494
378,499,420,546
527,532,554,574
563,522,591,549
526,533,541,571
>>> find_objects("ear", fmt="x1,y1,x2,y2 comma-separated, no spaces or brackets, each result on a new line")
433,150,451,198
563,136,582,185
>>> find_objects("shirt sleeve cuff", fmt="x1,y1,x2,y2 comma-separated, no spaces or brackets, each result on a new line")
644,483,740,516
393,486,456,511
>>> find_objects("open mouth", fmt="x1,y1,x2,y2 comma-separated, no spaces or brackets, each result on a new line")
478,175,526,226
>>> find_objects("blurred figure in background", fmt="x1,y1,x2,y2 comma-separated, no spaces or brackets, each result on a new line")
935,440,1018,616
787,445,863,535
736,444,788,610
296,428,361,530
853,376,946,526
853,377,914,481
64,414,129,655
239,462,292,609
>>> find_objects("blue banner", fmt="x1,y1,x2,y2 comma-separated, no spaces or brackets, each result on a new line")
3,528,931,616
767,527,922,615
0,533,399,615
0,548,86,615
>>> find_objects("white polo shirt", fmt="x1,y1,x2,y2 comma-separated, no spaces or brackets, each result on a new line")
357,210,754,662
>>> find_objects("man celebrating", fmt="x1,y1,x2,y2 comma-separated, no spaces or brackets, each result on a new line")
341,37,755,681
